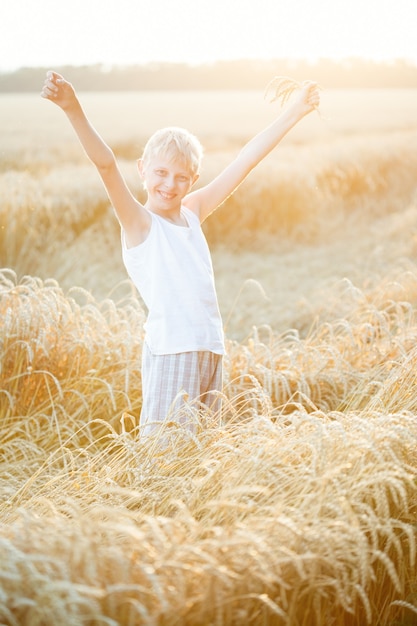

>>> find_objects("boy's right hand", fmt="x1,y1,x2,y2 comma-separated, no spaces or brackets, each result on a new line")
40,71,76,110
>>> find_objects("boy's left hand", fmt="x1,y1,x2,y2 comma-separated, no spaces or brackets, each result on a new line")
297,81,321,116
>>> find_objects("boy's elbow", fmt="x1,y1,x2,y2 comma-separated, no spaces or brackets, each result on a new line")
96,147,117,172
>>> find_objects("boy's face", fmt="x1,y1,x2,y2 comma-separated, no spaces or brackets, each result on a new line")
139,155,198,214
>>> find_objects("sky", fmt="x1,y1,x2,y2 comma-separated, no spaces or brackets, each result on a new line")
1,0,416,72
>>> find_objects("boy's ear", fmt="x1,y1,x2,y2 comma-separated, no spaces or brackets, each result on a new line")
137,158,145,178
191,173,199,187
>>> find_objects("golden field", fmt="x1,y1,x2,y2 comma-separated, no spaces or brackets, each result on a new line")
1,88,417,625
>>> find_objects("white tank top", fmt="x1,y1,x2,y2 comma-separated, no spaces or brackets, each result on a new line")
121,206,225,355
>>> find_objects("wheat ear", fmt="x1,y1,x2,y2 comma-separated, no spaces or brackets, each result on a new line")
264,76,302,106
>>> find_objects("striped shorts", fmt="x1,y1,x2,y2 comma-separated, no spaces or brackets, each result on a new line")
140,343,223,436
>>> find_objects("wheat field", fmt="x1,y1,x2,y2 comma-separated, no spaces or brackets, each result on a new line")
1,88,417,625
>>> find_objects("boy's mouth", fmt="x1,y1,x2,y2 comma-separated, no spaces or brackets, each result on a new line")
159,191,175,200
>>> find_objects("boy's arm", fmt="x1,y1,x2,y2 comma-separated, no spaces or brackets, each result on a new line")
185,81,320,222
41,71,150,242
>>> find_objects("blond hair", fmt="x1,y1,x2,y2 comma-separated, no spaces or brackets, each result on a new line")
141,127,203,176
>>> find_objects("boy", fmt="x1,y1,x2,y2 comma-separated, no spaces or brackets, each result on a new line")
41,71,320,435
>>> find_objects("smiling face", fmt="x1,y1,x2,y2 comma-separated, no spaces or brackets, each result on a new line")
139,127,202,217
139,155,198,216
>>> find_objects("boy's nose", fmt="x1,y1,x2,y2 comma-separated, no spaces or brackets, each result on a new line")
164,177,176,189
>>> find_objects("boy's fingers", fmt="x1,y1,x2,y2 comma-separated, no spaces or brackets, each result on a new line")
46,70,64,84
42,69,68,96
47,70,59,82
41,84,55,98
41,77,61,99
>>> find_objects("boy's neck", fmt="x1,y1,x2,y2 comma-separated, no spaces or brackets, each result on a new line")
146,202,187,226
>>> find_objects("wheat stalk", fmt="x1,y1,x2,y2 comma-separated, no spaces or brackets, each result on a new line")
264,75,303,105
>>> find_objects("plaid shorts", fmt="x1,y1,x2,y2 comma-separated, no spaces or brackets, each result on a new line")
140,343,223,436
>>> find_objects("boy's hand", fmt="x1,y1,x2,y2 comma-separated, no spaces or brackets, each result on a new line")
295,81,321,117
264,75,321,119
40,70,76,110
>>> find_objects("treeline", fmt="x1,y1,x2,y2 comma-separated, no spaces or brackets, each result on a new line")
1,58,417,92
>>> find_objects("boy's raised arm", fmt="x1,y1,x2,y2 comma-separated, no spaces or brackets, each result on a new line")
186,81,320,222
41,71,150,240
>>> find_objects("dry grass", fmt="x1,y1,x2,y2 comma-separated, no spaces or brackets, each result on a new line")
1,89,417,624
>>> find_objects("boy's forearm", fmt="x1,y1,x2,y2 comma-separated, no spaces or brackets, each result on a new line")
64,99,114,170
238,104,305,169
